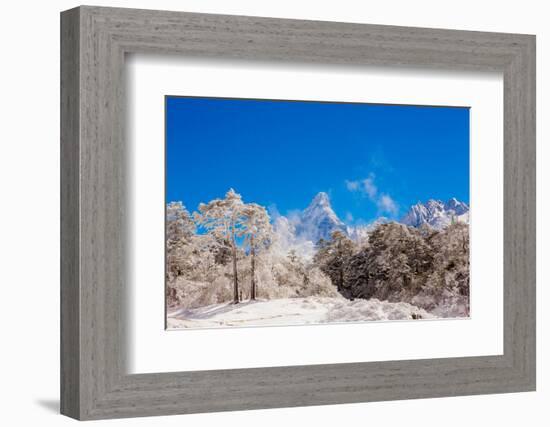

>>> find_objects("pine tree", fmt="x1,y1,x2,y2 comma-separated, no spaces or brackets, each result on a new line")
166,201,195,244
313,230,356,293
195,189,246,304
166,201,195,278
240,203,273,300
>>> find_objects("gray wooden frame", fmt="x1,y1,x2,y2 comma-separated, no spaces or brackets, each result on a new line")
60,5,536,421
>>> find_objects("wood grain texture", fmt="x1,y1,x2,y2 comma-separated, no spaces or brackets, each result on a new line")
60,7,80,419
60,5,536,420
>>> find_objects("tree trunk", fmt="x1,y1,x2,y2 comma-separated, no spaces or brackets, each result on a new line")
250,243,256,300
232,240,239,304
337,240,343,291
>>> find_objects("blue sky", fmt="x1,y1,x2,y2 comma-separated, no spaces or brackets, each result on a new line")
166,96,469,224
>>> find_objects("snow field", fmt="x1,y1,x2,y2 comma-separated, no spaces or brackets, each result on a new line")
167,296,434,329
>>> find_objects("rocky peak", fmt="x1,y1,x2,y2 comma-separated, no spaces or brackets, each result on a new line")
401,198,469,230
444,197,469,215
295,192,346,243
310,191,330,207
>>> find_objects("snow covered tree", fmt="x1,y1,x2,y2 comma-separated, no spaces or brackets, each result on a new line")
287,249,298,264
195,189,246,304
341,223,433,301
338,221,469,316
166,201,195,278
314,230,356,293
240,203,273,300
427,222,470,297
166,201,195,243
345,246,372,299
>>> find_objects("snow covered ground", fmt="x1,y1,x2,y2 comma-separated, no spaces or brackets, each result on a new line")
167,297,434,329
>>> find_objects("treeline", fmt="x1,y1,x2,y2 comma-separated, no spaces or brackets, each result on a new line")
314,222,470,314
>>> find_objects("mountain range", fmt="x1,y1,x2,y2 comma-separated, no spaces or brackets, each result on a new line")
400,198,469,229
273,192,469,256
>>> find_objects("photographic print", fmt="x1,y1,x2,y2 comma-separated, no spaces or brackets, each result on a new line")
165,96,470,329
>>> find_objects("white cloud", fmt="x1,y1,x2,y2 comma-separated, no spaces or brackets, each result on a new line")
377,194,398,216
345,180,359,191
346,174,377,199
345,174,398,217
362,176,378,199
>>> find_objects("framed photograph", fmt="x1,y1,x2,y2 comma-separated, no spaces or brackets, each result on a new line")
61,6,535,420
164,96,471,329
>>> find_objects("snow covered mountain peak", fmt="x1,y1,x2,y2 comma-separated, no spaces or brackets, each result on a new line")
272,192,347,260
444,197,469,215
296,192,346,243
401,198,469,230
310,191,331,207
302,192,342,223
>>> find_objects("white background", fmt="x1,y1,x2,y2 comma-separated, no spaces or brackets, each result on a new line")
128,57,503,373
0,1,547,426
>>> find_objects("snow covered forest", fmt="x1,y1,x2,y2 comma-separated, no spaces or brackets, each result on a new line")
166,189,470,329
